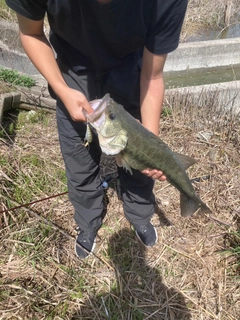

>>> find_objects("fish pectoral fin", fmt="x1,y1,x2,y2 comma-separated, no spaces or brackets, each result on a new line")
84,123,93,146
115,154,133,174
180,193,211,217
115,154,123,167
174,152,198,170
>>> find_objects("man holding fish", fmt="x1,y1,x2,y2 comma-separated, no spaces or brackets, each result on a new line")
6,0,188,258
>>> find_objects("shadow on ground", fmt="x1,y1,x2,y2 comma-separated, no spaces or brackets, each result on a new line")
71,227,192,320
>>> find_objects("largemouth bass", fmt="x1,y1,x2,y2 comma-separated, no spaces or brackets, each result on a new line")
86,94,211,217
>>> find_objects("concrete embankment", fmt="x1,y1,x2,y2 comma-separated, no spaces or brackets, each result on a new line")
165,81,240,116
0,19,240,123
164,38,240,115
165,37,240,72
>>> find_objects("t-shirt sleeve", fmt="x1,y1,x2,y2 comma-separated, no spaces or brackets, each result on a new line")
145,0,188,55
5,0,47,20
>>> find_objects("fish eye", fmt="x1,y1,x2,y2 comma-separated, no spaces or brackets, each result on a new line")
109,112,115,120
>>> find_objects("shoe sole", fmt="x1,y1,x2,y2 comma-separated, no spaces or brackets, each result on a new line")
135,226,158,247
75,239,96,259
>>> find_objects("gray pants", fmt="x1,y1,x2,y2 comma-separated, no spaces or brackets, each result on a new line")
55,58,155,232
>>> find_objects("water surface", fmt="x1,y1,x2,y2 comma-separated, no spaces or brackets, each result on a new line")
165,65,240,89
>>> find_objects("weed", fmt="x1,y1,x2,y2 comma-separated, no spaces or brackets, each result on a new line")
7,122,14,134
0,1,14,20
16,110,49,127
0,122,15,137
224,230,240,272
69,291,84,299
161,106,172,117
0,68,35,88
0,0,8,9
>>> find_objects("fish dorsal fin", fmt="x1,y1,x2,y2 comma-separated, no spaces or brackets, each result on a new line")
174,152,198,170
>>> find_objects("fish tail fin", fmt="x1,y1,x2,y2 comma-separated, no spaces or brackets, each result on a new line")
180,193,212,217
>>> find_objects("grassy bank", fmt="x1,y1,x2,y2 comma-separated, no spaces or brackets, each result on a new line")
0,94,239,319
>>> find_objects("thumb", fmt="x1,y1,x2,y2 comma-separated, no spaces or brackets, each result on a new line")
81,97,94,117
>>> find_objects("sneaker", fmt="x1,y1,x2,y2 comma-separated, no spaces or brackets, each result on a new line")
134,222,158,247
75,229,96,259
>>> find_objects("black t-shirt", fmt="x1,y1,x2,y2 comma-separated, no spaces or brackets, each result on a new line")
6,0,188,72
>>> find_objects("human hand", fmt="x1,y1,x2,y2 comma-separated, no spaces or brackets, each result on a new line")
59,87,94,122
142,168,167,181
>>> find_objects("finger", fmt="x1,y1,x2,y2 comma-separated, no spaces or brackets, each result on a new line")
153,170,167,181
152,172,164,180
152,174,166,181
149,169,163,178
144,169,167,181
158,174,167,181
141,168,167,181
76,92,94,115
142,169,159,176
142,169,150,176
82,100,94,115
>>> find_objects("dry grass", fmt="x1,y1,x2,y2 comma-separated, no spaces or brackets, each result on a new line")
0,91,239,319
182,0,240,41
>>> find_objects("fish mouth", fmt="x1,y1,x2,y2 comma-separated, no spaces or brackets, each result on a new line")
87,94,110,128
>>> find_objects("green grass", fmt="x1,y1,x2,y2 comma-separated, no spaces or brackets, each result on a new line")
2,151,66,204
0,68,36,88
224,230,240,272
161,106,172,117
0,0,16,20
17,110,50,126
0,0,8,10
0,110,67,207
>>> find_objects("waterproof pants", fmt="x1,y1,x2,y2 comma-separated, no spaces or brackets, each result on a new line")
55,58,155,232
